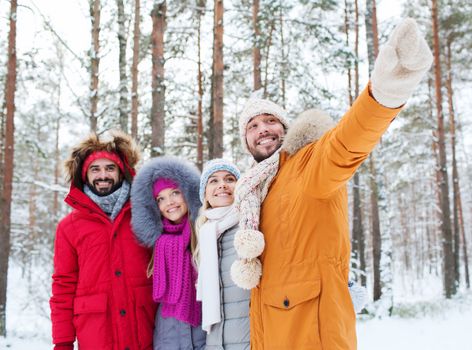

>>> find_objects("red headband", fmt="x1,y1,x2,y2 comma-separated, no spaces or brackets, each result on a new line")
81,151,125,181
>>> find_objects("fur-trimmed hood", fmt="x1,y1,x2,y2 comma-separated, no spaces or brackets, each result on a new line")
281,108,335,155
64,130,140,189
131,156,201,247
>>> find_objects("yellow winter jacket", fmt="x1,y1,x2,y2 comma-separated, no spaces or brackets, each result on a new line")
250,86,402,350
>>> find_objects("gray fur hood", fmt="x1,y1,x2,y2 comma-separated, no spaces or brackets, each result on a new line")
281,108,335,155
131,156,201,247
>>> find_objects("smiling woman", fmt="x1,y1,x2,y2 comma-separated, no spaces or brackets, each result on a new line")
130,156,205,350
204,170,237,208
155,185,188,224
192,159,250,349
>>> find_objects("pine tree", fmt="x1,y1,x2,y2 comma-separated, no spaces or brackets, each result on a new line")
0,0,17,336
150,1,166,156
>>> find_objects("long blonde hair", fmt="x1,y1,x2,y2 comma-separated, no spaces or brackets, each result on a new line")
192,199,211,268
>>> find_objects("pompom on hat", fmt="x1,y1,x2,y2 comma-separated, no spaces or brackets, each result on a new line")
239,98,290,152
199,158,241,203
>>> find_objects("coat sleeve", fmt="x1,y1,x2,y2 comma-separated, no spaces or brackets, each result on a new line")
301,85,402,198
49,218,78,346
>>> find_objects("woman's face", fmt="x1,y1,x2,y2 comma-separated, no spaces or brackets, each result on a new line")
205,170,237,208
156,188,188,223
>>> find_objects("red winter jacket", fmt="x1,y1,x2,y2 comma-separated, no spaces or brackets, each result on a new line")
50,185,157,350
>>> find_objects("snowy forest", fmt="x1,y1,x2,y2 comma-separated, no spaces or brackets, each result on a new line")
1,0,472,348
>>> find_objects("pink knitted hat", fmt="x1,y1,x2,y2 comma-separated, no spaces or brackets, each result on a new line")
153,178,178,198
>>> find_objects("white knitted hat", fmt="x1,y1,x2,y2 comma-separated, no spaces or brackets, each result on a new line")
239,98,290,152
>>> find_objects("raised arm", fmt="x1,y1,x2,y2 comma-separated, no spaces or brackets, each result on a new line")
305,18,433,198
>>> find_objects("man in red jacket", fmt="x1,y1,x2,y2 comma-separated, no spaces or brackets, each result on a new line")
50,130,156,350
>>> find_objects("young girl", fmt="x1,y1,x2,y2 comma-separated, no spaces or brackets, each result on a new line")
194,159,250,349
131,156,205,350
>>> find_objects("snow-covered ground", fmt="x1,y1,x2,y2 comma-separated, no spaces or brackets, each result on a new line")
358,293,472,350
1,263,472,349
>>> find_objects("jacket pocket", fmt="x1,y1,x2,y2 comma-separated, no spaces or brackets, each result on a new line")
73,293,112,349
134,285,157,349
261,280,321,349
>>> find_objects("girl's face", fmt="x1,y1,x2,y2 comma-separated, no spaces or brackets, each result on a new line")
205,170,237,208
156,188,188,223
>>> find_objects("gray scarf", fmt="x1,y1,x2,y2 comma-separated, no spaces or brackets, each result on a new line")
84,180,131,220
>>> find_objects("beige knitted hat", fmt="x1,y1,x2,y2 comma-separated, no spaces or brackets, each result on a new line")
239,98,290,152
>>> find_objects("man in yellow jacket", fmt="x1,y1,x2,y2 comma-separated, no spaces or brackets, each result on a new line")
230,18,433,349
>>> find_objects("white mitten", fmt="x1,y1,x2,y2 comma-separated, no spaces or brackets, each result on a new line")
371,18,433,108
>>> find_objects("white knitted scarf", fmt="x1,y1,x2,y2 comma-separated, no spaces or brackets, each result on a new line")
196,205,239,333
230,150,281,289
234,150,280,229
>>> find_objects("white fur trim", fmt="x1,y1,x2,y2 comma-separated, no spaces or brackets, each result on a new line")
281,109,335,155
230,258,262,290
234,229,265,259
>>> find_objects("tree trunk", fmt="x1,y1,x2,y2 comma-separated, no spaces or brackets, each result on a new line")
196,2,205,170
364,0,378,73
0,0,17,336
279,7,286,108
116,0,129,132
353,0,359,98
458,188,471,288
89,0,101,132
446,41,469,288
0,88,5,190
353,173,367,286
427,76,442,278
365,0,384,303
369,156,382,301
252,0,262,91
130,0,140,139
365,0,393,313
53,117,60,221
431,0,456,298
150,1,166,157
345,0,366,286
209,0,224,158
343,0,353,106
262,20,275,98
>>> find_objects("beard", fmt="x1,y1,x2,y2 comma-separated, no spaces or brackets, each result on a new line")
87,178,123,196
251,137,283,163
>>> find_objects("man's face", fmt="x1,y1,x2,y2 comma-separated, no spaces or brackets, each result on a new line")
86,158,122,196
246,114,285,162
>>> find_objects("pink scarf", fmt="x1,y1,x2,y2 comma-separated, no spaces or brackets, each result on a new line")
153,215,202,327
